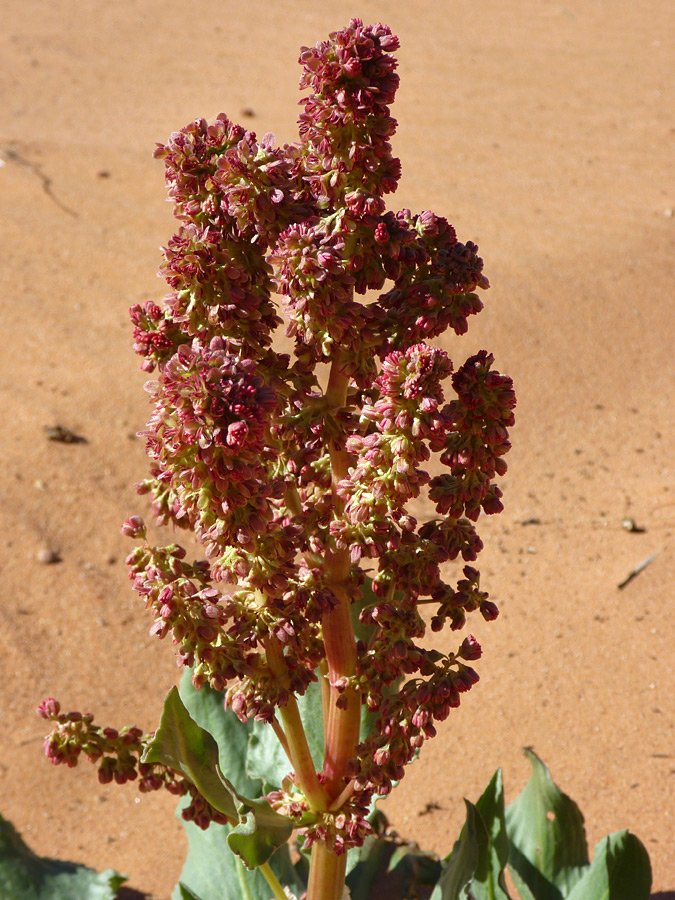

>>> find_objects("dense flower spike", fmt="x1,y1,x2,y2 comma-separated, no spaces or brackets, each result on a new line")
298,20,402,210
44,21,514,891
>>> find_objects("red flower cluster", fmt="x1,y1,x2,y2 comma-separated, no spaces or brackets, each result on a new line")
41,19,514,860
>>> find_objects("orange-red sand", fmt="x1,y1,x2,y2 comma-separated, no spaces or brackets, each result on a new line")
2,2,673,896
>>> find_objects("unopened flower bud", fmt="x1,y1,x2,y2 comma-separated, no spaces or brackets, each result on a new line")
121,516,147,539
37,698,60,720
480,600,499,621
458,634,482,661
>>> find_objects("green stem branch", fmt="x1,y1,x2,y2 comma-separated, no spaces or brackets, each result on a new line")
266,639,329,812
259,861,287,900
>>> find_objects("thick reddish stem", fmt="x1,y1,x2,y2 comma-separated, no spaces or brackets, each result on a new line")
307,841,348,900
321,355,362,798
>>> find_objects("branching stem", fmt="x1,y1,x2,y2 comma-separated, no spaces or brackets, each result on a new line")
328,778,356,812
260,861,287,900
270,716,293,766
265,640,330,811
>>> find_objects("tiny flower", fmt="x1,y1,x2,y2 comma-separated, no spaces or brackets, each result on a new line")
37,698,60,720
121,516,147,539
458,634,482,661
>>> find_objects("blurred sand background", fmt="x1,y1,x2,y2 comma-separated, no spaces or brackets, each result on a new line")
1,0,673,896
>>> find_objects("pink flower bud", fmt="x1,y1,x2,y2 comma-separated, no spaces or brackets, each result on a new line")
121,516,147,539
37,698,60,720
480,600,499,621
458,634,482,661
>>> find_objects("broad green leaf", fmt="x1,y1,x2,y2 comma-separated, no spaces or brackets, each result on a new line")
386,843,443,897
565,830,651,900
507,867,537,900
145,686,294,869
142,686,239,820
179,668,260,798
471,769,514,900
177,884,204,900
0,813,125,900
505,749,589,900
346,829,395,900
172,800,300,900
430,800,481,900
225,796,293,870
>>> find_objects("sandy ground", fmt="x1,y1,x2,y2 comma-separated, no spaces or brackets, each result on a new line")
1,1,673,897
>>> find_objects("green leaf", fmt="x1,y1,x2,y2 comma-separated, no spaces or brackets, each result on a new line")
178,668,260,798
505,749,589,900
386,843,443,897
172,800,300,900
0,812,125,900
346,830,395,900
470,769,514,900
177,884,204,900
224,796,293,870
142,686,239,820
145,686,294,870
430,800,481,900
507,867,538,900
565,830,651,900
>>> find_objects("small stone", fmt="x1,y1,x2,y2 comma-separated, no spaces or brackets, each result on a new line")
36,546,60,564
622,517,645,533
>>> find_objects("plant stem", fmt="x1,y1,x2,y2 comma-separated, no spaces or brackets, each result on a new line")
270,716,293,766
266,639,329,811
328,778,355,812
321,354,361,798
320,658,330,749
303,354,361,900
307,841,348,900
321,591,360,796
277,696,329,811
259,861,287,900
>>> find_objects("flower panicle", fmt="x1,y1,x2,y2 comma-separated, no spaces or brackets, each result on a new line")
49,19,517,861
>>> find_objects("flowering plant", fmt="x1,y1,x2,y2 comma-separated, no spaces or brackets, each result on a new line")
39,19,519,900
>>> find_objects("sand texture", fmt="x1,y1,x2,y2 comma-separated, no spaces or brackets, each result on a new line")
1,1,673,896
